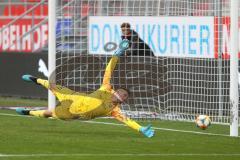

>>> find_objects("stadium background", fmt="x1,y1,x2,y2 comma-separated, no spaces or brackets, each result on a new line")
0,0,239,121
0,1,239,159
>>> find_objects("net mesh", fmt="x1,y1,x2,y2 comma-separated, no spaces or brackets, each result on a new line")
55,0,240,124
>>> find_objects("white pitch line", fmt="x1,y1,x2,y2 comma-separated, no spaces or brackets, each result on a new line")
0,153,240,157
82,120,240,138
0,112,239,138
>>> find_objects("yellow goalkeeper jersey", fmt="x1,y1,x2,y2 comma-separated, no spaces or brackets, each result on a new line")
66,56,141,131
36,56,141,131
69,85,115,119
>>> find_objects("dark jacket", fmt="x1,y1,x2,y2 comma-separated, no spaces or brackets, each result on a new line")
121,30,154,56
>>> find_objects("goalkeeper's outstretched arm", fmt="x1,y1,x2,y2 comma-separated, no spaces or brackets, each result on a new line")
102,39,130,88
111,107,154,138
102,56,119,88
103,39,154,138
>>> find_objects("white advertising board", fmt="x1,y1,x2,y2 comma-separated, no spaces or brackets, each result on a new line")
89,16,215,58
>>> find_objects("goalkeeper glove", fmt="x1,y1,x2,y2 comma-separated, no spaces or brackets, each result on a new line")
139,124,155,138
113,39,129,56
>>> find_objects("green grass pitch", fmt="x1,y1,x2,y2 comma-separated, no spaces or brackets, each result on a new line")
0,97,240,160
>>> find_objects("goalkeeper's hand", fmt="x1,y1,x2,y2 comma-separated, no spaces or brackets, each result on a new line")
139,124,155,138
113,39,129,56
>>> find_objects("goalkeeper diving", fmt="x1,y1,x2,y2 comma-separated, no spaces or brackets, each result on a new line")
16,39,154,138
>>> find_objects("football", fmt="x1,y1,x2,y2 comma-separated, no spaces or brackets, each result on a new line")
195,115,211,129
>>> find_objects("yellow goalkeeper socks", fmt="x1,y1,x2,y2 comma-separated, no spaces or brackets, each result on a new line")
29,110,46,118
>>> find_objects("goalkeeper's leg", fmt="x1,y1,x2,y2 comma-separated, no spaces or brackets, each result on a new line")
16,101,78,120
22,74,75,101
20,75,80,120
16,108,52,118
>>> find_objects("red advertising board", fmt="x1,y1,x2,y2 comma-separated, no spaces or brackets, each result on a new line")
213,17,239,59
0,19,48,52
0,4,48,53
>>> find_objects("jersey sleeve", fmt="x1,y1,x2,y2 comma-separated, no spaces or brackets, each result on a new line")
102,56,119,88
111,106,142,131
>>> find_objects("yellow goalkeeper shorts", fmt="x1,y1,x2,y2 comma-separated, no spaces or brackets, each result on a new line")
36,79,88,120
52,100,79,120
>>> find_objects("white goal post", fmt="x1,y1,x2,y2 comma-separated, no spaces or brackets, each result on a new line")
48,0,56,111
229,0,239,137
48,0,239,136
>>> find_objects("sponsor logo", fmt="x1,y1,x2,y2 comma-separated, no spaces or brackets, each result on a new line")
89,16,215,58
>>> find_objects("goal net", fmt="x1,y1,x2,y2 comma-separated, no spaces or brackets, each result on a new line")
54,0,239,125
